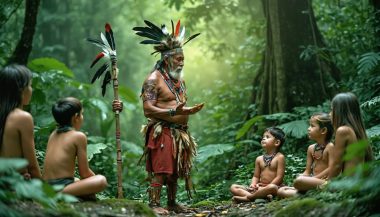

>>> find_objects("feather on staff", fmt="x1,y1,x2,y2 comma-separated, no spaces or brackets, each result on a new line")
86,23,116,96
86,23,124,199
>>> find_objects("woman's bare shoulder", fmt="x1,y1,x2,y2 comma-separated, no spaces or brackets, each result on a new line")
7,109,33,124
336,125,355,135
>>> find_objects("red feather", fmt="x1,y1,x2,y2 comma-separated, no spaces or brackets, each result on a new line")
175,20,181,37
90,52,105,68
105,23,111,32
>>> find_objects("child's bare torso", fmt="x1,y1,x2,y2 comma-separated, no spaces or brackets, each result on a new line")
311,143,333,177
258,153,283,185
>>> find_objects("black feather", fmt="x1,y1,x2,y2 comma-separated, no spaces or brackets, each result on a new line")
171,20,174,36
87,38,105,46
91,63,109,83
140,40,162,45
132,26,153,32
144,20,163,35
183,33,201,46
136,31,162,41
101,71,111,96
106,26,115,50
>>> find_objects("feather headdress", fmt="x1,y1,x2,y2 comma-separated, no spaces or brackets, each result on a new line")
86,23,116,96
133,19,200,56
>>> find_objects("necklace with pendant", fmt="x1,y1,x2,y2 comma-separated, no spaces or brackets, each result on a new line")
312,143,326,160
160,70,186,104
263,152,277,167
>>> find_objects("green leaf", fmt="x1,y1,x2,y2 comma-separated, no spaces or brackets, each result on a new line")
279,120,308,138
121,140,143,155
28,57,74,78
87,143,108,161
343,140,369,161
119,85,138,103
236,115,263,139
357,52,380,74
0,158,28,172
366,124,380,138
196,143,234,163
88,98,110,120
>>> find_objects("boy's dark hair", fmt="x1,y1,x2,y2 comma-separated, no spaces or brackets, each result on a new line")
311,112,333,142
266,127,286,150
52,97,82,132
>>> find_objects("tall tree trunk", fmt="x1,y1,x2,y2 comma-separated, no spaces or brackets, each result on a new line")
371,0,380,51
252,0,340,114
8,0,40,65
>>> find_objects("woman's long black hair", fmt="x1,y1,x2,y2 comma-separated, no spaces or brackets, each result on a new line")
0,64,32,143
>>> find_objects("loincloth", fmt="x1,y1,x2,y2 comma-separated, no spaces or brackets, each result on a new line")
141,121,197,197
47,177,74,188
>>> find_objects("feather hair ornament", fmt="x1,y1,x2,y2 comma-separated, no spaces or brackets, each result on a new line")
86,23,117,96
133,19,200,56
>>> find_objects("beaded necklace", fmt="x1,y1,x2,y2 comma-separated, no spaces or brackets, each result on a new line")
312,143,326,160
263,152,277,167
160,70,186,104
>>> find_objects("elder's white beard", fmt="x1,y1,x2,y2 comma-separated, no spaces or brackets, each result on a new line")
168,67,183,80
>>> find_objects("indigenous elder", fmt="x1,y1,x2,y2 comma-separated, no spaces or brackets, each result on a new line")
133,20,204,214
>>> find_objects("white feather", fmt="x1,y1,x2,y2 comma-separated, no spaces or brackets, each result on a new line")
100,32,111,49
179,26,185,42
162,25,169,35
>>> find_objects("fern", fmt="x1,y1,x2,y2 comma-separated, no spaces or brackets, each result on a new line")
361,96,380,109
357,52,380,74
366,124,380,138
279,120,309,139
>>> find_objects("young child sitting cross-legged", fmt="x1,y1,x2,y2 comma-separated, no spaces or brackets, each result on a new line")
43,97,114,200
277,112,334,198
230,127,286,203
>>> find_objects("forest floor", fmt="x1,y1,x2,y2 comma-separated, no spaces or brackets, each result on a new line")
2,194,379,217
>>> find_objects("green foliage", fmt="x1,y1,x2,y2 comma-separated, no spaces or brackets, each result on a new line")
366,124,380,138
236,115,263,139
275,198,324,217
343,140,369,161
357,52,380,75
196,143,234,163
279,120,309,139
0,158,77,210
28,57,75,78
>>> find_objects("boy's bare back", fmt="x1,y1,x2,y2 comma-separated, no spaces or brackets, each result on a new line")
43,130,88,180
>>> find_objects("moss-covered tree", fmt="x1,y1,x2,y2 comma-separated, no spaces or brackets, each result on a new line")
252,0,340,114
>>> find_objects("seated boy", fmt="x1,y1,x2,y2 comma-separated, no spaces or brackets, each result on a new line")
43,97,121,199
230,127,286,202
277,113,333,198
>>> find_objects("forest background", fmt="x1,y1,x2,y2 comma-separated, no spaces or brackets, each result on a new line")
1,0,380,215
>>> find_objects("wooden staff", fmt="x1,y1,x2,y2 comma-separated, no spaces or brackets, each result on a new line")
87,23,124,199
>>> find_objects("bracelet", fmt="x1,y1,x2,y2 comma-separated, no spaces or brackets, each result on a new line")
168,108,176,116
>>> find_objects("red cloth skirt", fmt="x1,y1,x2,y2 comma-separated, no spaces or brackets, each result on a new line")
146,126,176,174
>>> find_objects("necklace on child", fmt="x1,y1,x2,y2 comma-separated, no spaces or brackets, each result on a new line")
56,125,74,133
312,143,326,160
263,152,277,167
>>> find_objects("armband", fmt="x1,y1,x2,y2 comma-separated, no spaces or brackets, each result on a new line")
168,108,176,116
